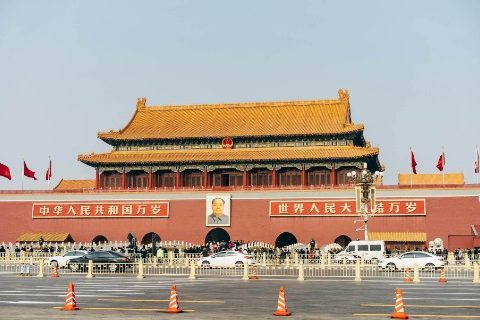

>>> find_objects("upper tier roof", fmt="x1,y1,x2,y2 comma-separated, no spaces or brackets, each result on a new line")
98,89,363,142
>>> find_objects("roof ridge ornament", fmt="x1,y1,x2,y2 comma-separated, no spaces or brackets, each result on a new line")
338,89,349,102
136,97,147,110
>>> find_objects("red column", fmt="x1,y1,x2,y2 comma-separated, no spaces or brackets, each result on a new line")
204,167,209,188
95,169,100,190
148,169,153,190
175,169,181,188
243,168,248,189
331,166,337,186
301,165,306,187
122,169,126,190
272,168,277,188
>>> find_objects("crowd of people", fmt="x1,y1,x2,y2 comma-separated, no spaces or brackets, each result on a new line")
1,239,480,263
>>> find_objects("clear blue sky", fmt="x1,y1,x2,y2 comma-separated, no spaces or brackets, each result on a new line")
1,0,479,189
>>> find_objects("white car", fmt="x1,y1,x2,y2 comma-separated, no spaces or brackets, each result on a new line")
197,250,255,267
379,251,444,271
48,250,88,268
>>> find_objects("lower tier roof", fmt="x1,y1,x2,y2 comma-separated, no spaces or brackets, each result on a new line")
78,145,380,167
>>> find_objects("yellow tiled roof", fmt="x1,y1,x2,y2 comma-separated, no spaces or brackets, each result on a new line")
98,90,363,140
78,146,379,165
398,173,464,186
368,232,427,242
54,179,96,190
17,232,73,243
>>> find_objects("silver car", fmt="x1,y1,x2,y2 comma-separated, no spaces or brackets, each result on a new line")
197,250,255,267
379,251,444,271
47,250,88,268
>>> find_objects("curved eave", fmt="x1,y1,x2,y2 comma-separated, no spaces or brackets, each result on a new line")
97,125,365,145
78,146,380,168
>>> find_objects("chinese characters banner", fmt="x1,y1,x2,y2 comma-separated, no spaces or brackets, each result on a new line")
32,202,169,219
270,199,425,216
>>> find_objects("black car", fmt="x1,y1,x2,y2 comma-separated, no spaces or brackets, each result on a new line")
67,250,131,272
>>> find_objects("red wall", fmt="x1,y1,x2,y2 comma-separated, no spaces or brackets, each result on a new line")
1,194,479,250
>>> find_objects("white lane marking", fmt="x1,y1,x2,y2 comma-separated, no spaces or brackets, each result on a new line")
0,300,59,304
405,297,480,301
0,291,27,293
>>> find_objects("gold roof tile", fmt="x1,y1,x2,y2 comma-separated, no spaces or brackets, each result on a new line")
54,179,96,190
398,173,464,186
98,91,362,140
78,146,379,165
17,232,73,243
368,232,427,242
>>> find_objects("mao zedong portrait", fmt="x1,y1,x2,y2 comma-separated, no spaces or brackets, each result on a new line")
207,197,229,225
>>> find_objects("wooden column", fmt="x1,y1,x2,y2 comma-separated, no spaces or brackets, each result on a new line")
148,169,153,190
175,169,181,188
203,167,209,188
301,165,307,187
95,168,100,190
272,167,277,188
243,168,248,189
331,165,337,186
122,169,126,190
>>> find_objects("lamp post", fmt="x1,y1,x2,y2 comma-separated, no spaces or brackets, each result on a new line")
347,163,383,240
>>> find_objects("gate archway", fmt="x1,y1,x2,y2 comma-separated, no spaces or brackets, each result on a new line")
141,232,161,245
275,232,297,248
334,235,352,248
92,235,108,245
205,228,230,243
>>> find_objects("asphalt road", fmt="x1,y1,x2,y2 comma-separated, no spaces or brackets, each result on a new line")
0,274,479,319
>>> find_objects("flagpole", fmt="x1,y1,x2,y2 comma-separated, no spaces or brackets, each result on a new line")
47,156,50,190
409,147,413,188
476,146,479,185
21,159,24,191
442,146,445,186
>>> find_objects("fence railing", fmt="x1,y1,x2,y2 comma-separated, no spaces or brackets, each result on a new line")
2,259,479,282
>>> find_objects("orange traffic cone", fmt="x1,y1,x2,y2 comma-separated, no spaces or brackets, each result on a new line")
51,265,59,278
165,285,182,313
404,268,412,283
390,288,408,319
273,286,292,316
61,283,80,311
439,267,447,283
249,265,259,280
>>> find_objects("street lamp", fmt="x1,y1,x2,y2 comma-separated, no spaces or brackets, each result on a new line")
346,163,383,240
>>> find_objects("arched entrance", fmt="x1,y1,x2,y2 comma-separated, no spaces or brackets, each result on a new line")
92,235,108,245
141,232,161,245
275,232,297,248
205,228,230,243
334,235,352,248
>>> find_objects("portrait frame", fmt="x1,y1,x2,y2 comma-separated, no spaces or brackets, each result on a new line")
206,194,231,227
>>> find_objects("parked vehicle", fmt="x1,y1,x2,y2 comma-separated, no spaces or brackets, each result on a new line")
378,251,444,271
67,250,131,272
47,250,88,268
334,240,385,262
197,250,255,267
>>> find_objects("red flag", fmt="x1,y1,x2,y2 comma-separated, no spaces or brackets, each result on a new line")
410,150,417,174
475,150,479,174
436,153,445,172
23,161,37,180
45,160,52,180
0,163,12,180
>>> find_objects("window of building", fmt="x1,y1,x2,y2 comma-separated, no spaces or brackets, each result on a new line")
250,170,272,187
127,171,148,189
336,168,359,185
278,169,301,186
102,172,121,189
155,172,176,188
307,169,331,186
183,172,204,187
